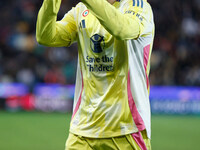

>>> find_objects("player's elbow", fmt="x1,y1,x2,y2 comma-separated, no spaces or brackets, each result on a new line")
36,36,46,46
36,33,52,46
36,37,51,47
36,27,53,46
36,35,42,44
109,30,125,40
111,25,140,40
114,18,141,40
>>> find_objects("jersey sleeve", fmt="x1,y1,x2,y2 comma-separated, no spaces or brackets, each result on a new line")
36,0,77,47
81,0,144,40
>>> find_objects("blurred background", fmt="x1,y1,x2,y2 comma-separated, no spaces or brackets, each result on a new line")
0,0,200,150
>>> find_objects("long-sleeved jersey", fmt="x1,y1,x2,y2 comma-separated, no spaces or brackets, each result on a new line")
36,0,155,138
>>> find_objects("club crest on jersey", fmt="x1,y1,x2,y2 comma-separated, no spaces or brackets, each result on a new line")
82,10,89,17
90,34,105,53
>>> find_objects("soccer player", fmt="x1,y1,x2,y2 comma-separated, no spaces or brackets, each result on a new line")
36,0,154,149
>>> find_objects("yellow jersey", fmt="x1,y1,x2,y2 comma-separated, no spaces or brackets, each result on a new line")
36,0,154,138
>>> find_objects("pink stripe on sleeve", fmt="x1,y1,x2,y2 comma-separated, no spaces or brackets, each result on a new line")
71,72,84,119
143,45,150,88
127,71,146,131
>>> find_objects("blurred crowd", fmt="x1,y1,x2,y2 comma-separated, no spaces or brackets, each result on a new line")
0,0,200,89
150,0,200,86
0,0,79,89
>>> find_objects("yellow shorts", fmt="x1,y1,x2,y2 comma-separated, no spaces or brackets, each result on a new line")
65,130,151,150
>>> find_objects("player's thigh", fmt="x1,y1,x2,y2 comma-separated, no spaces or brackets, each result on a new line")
85,136,134,150
140,130,151,150
111,135,138,150
125,130,151,150
65,133,93,150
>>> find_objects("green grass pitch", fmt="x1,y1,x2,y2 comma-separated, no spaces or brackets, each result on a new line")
0,112,200,150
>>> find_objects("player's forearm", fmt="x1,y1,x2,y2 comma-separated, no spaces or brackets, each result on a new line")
36,0,71,47
81,0,140,40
